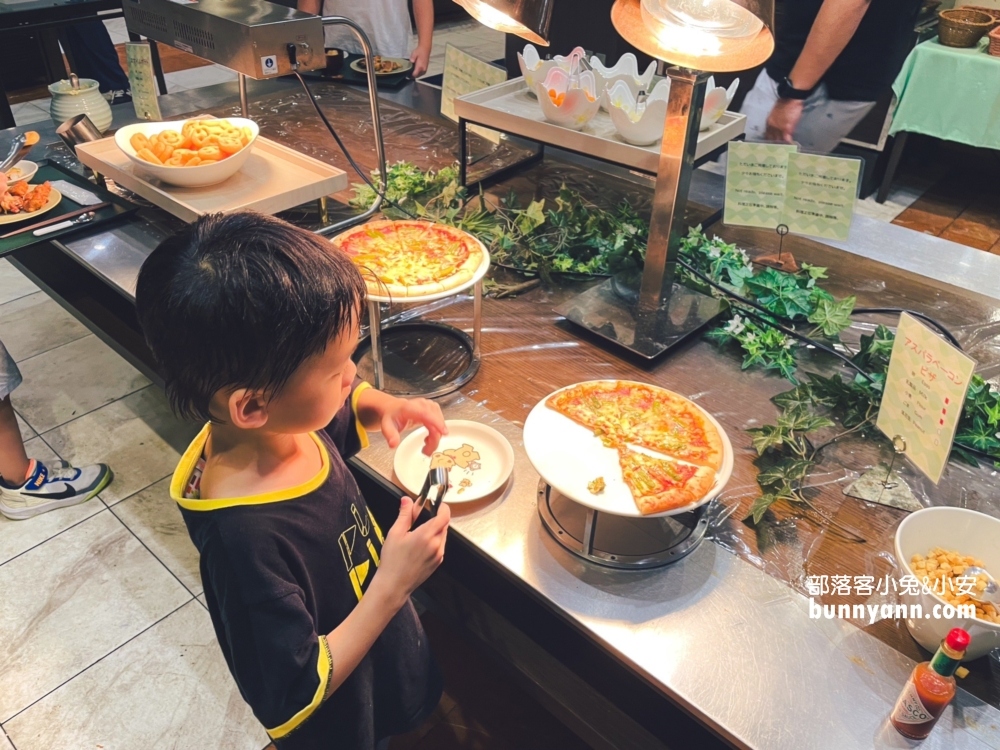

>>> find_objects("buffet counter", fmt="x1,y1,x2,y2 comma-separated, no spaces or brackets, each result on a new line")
7,76,1000,750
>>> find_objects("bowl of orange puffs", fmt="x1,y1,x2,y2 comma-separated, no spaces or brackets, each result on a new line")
114,117,259,188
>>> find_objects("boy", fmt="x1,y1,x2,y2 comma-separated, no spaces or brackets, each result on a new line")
135,212,451,749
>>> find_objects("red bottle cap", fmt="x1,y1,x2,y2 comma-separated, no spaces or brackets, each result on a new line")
945,628,971,652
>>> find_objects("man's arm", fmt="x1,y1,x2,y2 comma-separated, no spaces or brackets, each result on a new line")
410,0,434,77
297,0,320,16
766,0,872,142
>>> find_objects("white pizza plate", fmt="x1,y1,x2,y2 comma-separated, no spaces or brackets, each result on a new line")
364,238,491,304
393,419,514,503
523,380,734,518
0,186,62,226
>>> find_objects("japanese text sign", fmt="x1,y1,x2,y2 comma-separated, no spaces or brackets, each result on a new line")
877,313,976,483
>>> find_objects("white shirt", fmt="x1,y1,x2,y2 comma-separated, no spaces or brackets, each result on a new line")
321,0,413,58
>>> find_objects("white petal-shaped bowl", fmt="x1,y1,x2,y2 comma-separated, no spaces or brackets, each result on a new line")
535,68,601,131
518,44,586,98
700,76,740,131
590,53,657,110
606,78,671,146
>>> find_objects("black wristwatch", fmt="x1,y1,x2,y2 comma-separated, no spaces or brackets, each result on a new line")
777,76,814,101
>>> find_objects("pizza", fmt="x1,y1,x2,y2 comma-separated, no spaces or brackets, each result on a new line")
545,380,723,515
618,448,716,515
331,220,486,298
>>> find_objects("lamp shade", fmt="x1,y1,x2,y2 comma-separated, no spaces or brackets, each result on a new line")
612,0,774,72
453,0,554,46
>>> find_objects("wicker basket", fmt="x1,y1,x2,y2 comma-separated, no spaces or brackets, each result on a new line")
938,8,995,47
990,24,1000,56
962,5,1000,29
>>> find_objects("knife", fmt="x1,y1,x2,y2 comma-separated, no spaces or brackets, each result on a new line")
0,202,110,240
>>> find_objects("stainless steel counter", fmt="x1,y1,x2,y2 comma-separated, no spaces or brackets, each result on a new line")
7,79,1000,750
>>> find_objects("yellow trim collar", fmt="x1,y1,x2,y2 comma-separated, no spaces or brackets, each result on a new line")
351,381,372,450
266,635,333,739
170,425,331,511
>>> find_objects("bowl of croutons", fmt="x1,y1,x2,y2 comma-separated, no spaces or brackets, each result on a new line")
894,506,1000,660
114,117,259,188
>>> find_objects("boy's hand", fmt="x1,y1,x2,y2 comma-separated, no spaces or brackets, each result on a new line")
379,397,447,455
373,496,450,608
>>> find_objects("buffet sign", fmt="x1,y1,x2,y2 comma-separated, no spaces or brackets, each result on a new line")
724,142,861,240
876,313,977,483
125,42,163,122
440,44,506,145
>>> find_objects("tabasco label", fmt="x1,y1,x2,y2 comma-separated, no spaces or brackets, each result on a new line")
891,681,933,724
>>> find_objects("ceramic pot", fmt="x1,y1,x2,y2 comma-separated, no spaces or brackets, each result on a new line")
700,76,739,131
48,75,113,134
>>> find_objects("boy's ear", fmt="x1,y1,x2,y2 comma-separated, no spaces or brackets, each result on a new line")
228,388,269,430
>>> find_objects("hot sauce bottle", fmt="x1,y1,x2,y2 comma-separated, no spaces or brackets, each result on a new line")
890,627,970,739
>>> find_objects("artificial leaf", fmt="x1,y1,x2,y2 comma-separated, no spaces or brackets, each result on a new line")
800,263,828,280
808,295,856,338
748,493,778,524
747,424,789,455
772,384,814,412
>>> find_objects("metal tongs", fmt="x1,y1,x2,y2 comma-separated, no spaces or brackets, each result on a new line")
413,466,449,523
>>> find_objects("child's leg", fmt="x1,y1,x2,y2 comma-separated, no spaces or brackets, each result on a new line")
0,337,28,484
0,396,30,483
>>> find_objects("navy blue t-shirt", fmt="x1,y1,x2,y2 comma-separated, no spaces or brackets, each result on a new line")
170,384,441,749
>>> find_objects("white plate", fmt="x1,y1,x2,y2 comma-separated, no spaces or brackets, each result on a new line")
393,420,514,503
6,160,38,185
523,380,734,518
350,57,413,76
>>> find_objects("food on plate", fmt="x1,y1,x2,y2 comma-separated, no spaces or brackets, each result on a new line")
546,380,723,471
911,548,1000,623
130,119,253,167
545,380,723,514
0,177,52,215
587,477,605,495
357,55,405,73
332,220,486,297
457,478,473,495
617,448,716,515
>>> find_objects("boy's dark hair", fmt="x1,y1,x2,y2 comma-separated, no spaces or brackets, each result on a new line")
135,211,366,422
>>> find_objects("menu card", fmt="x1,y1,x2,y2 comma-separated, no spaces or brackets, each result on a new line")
724,142,797,228
876,313,977,484
440,44,506,145
782,152,860,241
724,143,861,240
126,42,163,122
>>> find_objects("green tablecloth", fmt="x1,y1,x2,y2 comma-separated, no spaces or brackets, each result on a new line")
889,38,1000,150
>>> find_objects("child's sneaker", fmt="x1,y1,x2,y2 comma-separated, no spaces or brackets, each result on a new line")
0,459,112,520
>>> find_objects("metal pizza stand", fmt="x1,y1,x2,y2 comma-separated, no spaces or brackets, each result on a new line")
523,380,734,569
355,242,491,397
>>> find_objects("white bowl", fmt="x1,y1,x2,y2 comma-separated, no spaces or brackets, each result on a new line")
894,506,1000,660
5,160,38,185
534,68,601,131
700,76,739,131
589,53,657,111
114,117,259,188
517,44,583,98
606,78,671,146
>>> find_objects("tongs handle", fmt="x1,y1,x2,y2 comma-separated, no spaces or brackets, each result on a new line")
413,466,448,525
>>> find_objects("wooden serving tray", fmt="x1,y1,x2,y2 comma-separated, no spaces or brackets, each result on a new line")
454,77,746,172
75,136,348,223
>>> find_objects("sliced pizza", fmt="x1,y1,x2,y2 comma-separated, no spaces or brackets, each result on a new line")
617,447,716,515
331,220,485,298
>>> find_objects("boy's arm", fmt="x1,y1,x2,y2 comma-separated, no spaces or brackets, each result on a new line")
296,0,320,15
355,387,446,455
325,497,450,697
